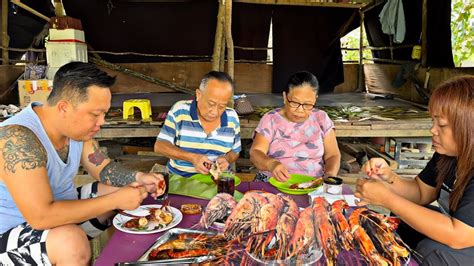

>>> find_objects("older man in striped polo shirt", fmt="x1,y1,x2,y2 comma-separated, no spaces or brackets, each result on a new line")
154,71,241,177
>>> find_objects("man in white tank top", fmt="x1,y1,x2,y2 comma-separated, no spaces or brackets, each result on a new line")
0,62,166,265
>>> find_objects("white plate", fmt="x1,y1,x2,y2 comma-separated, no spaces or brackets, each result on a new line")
308,191,358,207
113,204,183,234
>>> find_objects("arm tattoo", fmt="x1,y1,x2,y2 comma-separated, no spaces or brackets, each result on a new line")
0,126,47,173
87,141,108,166
99,161,137,186
57,144,69,163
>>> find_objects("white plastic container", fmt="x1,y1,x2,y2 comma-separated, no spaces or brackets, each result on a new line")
49,28,85,42
46,66,60,80
323,177,343,195
46,41,88,68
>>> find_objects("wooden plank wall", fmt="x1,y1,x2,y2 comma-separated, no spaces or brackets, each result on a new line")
365,64,474,103
100,62,274,94
0,62,360,96
100,62,358,94
335,63,358,93
3,62,471,102
0,65,23,103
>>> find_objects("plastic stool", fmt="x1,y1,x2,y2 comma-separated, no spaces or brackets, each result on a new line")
123,99,152,122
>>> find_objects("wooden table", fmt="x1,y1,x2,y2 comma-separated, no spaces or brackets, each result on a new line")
96,118,432,139
96,92,432,139
94,182,314,265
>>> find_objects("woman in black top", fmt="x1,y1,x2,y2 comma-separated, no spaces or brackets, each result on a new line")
355,76,474,265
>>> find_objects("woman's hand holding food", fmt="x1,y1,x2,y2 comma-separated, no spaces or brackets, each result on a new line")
269,160,290,182
363,158,396,184
354,178,393,207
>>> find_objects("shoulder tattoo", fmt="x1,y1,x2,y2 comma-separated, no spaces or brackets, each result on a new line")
99,161,137,186
0,126,47,173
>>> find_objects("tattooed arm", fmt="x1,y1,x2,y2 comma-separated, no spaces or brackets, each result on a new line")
81,139,165,196
80,139,135,185
0,125,148,229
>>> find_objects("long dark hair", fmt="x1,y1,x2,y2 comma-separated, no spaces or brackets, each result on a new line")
428,76,474,211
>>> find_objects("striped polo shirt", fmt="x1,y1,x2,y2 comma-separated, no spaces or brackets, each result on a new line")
157,100,241,177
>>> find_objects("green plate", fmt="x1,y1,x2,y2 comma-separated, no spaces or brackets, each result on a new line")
268,174,323,195
190,173,242,187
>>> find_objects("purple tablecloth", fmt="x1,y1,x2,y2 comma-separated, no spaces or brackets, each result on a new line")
95,182,317,266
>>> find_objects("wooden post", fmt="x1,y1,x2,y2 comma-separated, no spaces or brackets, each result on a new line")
212,0,225,71
421,0,427,67
1,0,9,65
357,9,365,92
219,32,225,71
53,0,66,17
224,0,234,79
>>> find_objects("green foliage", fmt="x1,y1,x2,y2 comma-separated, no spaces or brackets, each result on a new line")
341,27,373,62
451,0,474,66
341,3,474,67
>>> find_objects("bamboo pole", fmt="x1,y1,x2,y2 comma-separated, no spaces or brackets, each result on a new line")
421,0,427,67
212,0,225,71
356,10,365,92
90,57,195,95
234,46,271,51
224,0,234,79
10,0,50,22
2,0,9,65
219,31,225,71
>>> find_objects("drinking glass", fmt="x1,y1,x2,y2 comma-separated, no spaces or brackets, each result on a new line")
217,171,235,195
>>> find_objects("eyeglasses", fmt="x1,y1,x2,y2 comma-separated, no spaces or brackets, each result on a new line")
285,95,315,110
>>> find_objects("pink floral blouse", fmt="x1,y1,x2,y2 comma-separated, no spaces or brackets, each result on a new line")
254,108,335,178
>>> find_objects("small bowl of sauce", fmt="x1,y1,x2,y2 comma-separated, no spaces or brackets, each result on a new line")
323,176,343,195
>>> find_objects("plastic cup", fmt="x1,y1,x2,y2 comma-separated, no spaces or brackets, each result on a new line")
217,171,235,195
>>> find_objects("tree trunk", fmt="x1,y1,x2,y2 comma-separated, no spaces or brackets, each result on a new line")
212,0,225,71
224,0,234,79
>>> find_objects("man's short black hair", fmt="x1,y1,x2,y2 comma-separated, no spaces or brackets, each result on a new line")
47,62,116,105
199,71,234,91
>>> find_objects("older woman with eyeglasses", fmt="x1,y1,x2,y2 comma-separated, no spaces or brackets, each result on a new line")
250,71,341,182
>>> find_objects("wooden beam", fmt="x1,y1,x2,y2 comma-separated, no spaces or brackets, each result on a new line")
95,127,161,139
10,0,50,22
1,0,9,65
421,0,427,67
95,122,431,139
233,0,370,9
334,129,431,137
